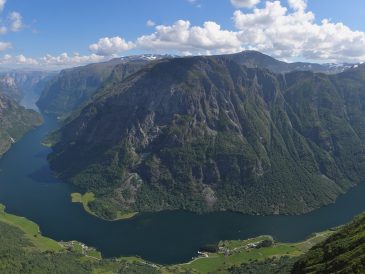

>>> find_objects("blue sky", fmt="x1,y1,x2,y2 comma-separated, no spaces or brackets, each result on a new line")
0,0,364,68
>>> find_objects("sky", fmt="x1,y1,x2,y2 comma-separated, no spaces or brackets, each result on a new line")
0,0,364,69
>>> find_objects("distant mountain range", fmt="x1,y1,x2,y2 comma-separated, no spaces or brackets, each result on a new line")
36,51,356,116
224,50,354,74
36,54,174,115
0,71,53,102
44,51,365,219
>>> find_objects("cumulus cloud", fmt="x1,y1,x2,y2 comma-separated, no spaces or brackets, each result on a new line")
3,0,365,68
287,0,306,11
0,52,107,69
0,54,38,65
233,0,365,62
136,20,242,54
8,12,23,32
87,2,365,63
89,36,135,56
15,54,38,65
0,3,25,35
230,0,260,8
40,53,106,66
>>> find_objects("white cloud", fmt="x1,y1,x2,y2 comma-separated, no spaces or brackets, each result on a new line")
0,53,107,69
3,0,365,68
0,54,38,65
40,53,106,66
230,0,260,8
89,36,135,56
87,2,365,63
287,0,306,11
146,20,156,27
233,0,365,62
0,0,6,12
0,8,25,35
136,20,242,54
8,12,23,32
0,41,11,51
15,54,38,65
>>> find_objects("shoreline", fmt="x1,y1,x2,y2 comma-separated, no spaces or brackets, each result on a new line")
0,202,336,273
70,192,138,221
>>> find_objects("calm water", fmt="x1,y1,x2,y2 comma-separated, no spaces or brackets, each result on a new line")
1,115,365,264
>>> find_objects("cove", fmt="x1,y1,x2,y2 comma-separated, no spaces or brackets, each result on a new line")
1,115,365,265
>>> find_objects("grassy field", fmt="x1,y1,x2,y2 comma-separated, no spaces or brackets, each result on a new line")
71,192,96,216
0,204,63,252
71,192,138,221
161,231,335,273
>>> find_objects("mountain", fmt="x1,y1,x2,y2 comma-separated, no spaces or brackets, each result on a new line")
36,52,353,117
36,55,173,115
224,50,354,74
0,71,52,102
0,94,43,157
47,53,365,219
292,213,365,273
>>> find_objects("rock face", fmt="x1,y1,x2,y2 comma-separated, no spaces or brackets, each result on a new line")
37,55,173,115
0,94,43,156
49,53,365,217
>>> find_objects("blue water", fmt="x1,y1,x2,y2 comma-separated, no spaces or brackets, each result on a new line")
0,115,365,264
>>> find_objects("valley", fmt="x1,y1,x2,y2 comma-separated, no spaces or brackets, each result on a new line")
1,51,365,273
0,0,364,272
1,112,365,267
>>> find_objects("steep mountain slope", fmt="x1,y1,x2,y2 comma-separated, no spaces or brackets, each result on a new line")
48,55,365,218
37,55,171,115
292,213,365,273
0,94,43,157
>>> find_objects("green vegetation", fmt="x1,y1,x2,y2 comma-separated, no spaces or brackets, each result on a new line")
0,94,43,157
0,204,62,252
0,204,160,274
49,53,365,217
5,198,365,273
71,192,96,215
293,213,365,273
71,192,137,221
166,232,334,274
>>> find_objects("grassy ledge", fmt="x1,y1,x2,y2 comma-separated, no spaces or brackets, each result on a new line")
0,204,63,252
70,192,138,221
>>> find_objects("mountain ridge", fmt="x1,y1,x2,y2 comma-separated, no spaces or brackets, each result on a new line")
36,54,174,116
47,53,365,219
